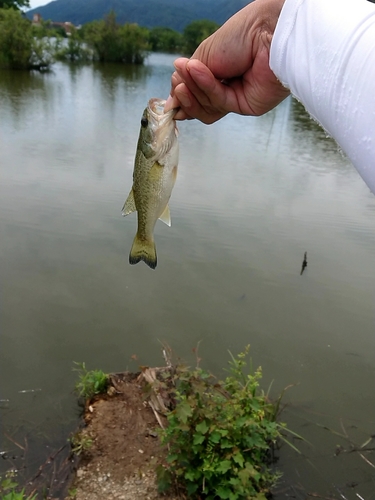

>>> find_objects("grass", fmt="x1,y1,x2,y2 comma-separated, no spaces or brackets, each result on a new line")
69,431,93,456
0,476,37,500
73,361,108,399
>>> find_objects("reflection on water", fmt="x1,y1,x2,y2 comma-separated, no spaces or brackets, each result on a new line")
0,55,374,498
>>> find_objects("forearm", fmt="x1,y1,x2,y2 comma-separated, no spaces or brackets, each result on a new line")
270,0,375,193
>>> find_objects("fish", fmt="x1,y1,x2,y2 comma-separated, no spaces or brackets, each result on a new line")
122,98,179,269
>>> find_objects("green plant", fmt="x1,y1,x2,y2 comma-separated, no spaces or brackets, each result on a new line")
157,346,284,499
0,0,29,11
73,362,108,399
148,27,183,53
69,432,93,456
83,10,149,64
0,475,37,500
55,27,93,62
0,8,54,70
67,487,77,499
183,19,219,55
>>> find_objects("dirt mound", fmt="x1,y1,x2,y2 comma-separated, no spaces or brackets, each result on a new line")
68,371,183,500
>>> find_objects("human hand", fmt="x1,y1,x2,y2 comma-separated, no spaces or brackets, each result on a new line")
164,0,289,123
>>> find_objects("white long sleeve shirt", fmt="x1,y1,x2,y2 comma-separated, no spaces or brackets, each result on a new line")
270,0,375,194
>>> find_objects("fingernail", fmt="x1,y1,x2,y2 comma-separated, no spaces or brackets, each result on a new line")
173,57,188,72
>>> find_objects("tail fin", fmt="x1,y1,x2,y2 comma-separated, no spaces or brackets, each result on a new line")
129,233,157,269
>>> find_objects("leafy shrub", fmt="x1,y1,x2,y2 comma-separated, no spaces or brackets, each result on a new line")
148,27,183,53
0,476,37,500
0,8,54,70
83,10,149,64
0,8,33,69
157,346,282,499
183,19,219,55
73,362,108,399
55,29,92,62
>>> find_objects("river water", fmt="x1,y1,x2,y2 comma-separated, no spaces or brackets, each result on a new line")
0,53,374,498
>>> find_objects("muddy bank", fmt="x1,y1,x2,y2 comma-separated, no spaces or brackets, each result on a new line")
65,371,183,500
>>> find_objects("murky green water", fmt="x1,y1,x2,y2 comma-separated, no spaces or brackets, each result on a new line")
1,54,374,498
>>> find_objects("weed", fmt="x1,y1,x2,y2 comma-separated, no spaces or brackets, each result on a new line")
73,362,108,399
72,432,93,455
69,431,93,456
156,346,286,499
67,487,77,499
0,474,37,500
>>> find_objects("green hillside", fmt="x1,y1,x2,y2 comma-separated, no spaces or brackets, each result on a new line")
26,0,252,31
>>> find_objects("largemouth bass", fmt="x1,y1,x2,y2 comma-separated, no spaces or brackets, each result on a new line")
122,98,179,269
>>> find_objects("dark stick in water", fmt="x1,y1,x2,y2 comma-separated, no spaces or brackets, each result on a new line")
300,251,308,275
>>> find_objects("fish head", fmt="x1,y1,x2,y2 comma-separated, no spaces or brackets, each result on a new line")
138,98,178,161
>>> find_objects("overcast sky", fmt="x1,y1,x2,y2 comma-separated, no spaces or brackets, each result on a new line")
29,0,50,8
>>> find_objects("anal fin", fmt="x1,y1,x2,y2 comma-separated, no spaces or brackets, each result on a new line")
122,189,136,216
158,204,171,227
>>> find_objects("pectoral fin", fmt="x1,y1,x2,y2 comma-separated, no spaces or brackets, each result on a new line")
122,189,136,216
158,204,171,227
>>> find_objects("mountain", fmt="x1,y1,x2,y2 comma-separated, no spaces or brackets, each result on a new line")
26,0,252,32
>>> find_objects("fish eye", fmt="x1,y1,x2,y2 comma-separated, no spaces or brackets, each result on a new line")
141,117,148,128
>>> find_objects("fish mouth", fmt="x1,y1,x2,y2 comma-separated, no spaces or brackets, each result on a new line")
147,98,178,157
148,98,177,123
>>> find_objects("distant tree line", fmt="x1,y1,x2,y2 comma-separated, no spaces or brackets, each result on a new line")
148,19,219,55
0,8,54,69
0,6,219,70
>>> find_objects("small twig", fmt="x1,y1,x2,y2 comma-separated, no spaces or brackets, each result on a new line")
50,456,57,491
360,435,374,449
333,485,349,500
30,444,67,481
108,375,124,394
193,340,203,368
339,418,348,438
162,348,172,368
300,251,308,275
358,452,375,469
24,436,29,456
148,400,165,429
307,493,338,500
4,432,25,451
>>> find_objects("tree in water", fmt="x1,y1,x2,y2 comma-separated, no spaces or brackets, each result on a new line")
183,19,219,55
83,11,149,64
0,8,32,68
0,8,54,69
148,27,183,53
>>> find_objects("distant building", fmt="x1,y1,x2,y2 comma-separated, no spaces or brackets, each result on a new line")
50,21,75,35
32,13,42,26
31,13,75,35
